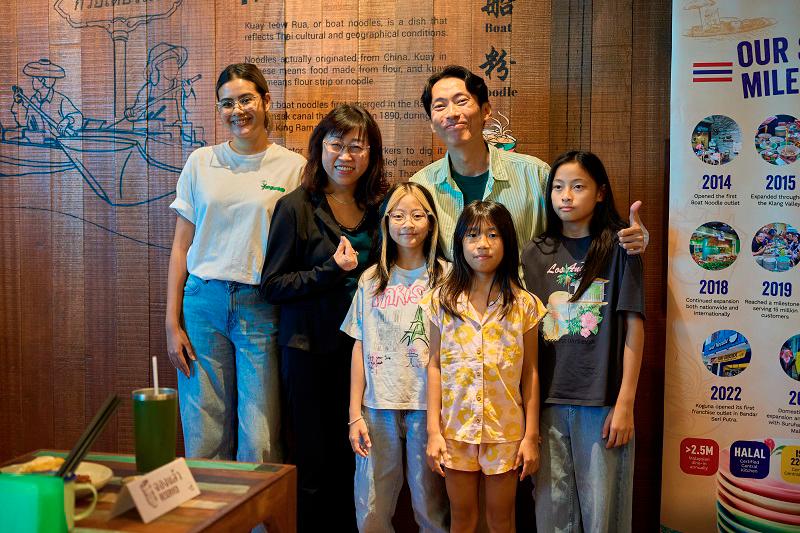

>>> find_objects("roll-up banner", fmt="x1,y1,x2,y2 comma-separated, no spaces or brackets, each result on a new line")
661,1,800,532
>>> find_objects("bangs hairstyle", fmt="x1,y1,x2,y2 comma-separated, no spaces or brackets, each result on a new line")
542,150,626,302
215,63,272,133
302,104,388,208
420,65,490,118
440,201,522,319
371,182,445,295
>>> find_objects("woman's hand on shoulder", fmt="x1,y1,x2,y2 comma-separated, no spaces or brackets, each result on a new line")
515,435,540,480
349,418,371,457
333,235,359,271
166,323,195,378
426,432,448,478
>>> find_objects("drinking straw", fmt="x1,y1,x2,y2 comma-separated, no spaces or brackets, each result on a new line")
152,356,159,395
56,393,120,478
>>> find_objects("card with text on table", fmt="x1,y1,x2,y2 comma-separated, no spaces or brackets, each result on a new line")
110,457,200,523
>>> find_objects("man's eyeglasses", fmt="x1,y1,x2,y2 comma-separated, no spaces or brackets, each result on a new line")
216,94,260,114
323,140,369,157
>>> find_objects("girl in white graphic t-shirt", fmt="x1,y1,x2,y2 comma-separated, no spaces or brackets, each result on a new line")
341,182,449,532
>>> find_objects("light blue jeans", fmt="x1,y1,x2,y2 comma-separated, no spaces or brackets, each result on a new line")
534,405,634,533
178,274,281,463
355,407,449,533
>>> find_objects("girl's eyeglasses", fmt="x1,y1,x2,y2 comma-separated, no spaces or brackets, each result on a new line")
216,94,260,114
323,140,370,157
387,211,429,224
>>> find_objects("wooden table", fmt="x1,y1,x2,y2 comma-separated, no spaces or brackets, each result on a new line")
4,450,296,533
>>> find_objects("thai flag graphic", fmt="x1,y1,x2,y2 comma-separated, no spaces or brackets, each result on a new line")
692,62,733,83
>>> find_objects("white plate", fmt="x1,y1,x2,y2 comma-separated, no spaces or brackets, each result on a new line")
1,460,112,496
74,462,113,496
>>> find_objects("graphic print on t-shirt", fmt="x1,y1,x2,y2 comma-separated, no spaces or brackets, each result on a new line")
541,261,609,341
400,306,428,368
370,284,429,370
401,307,429,346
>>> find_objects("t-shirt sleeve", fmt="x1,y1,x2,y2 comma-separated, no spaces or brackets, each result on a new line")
420,288,442,330
340,274,366,340
169,151,196,223
616,252,645,319
522,291,548,332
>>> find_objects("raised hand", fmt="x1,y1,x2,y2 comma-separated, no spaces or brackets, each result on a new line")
333,235,359,271
617,200,649,255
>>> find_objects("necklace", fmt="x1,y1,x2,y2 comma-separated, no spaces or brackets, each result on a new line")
338,211,368,232
326,192,356,205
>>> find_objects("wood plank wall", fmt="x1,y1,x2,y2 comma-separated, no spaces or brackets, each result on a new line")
0,0,670,529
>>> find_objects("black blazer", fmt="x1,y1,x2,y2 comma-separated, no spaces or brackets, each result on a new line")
260,186,379,353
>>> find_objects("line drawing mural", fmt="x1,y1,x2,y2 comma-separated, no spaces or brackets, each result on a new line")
0,0,202,247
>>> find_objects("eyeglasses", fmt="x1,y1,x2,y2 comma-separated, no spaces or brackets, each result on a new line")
323,140,370,157
387,211,429,224
216,94,260,114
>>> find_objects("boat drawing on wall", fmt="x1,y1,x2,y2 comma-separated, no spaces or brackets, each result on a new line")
0,1,205,208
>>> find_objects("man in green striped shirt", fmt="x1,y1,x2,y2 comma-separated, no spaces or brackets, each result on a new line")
411,65,647,260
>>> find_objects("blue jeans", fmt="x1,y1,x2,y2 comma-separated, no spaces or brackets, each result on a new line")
534,405,634,533
355,408,449,533
178,274,281,463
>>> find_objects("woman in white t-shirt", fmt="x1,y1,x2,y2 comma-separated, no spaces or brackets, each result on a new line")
165,63,305,463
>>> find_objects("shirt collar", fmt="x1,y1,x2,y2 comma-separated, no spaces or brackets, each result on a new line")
433,143,508,185
455,291,501,323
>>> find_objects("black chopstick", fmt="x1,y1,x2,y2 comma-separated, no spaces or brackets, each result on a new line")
56,393,120,478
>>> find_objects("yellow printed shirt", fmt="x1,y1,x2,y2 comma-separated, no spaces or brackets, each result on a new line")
423,289,546,444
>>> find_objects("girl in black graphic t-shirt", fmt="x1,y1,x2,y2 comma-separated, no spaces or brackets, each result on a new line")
521,151,645,533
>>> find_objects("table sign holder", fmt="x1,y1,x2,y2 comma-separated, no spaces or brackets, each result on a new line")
109,458,200,523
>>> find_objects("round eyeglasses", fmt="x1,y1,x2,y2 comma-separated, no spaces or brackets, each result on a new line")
387,211,429,224
216,94,260,114
323,140,370,157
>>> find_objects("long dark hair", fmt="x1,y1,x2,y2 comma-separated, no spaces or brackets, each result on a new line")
371,182,445,295
215,63,271,132
302,104,387,209
440,201,522,319
542,150,626,302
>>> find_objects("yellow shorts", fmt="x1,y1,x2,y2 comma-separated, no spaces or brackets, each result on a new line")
444,439,520,475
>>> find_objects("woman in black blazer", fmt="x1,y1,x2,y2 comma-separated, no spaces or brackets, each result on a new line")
261,104,387,533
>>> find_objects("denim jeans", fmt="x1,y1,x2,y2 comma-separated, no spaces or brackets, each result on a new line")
534,405,634,533
178,274,281,463
355,407,449,533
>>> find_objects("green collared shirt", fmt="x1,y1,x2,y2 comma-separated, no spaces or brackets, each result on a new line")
411,144,550,261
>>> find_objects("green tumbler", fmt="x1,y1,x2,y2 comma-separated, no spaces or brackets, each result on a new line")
132,388,177,473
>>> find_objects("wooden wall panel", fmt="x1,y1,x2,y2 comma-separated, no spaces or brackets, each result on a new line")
16,0,56,457
549,0,593,158
629,0,670,530
511,1,551,160
0,0,671,529
0,0,22,461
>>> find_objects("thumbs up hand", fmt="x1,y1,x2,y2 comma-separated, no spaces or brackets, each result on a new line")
617,200,649,255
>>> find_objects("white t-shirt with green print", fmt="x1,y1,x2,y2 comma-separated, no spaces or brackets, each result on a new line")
170,141,305,285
